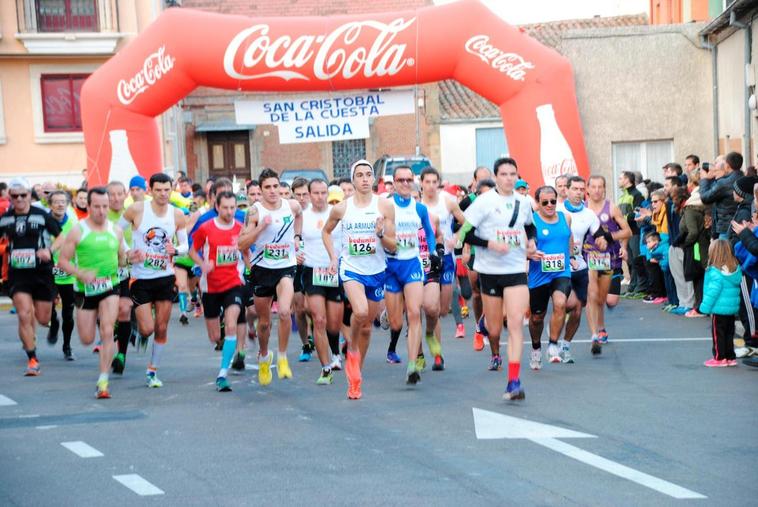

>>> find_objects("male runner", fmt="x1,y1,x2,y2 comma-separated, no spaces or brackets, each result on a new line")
121,173,188,387
48,190,77,360
291,177,314,361
322,160,396,399
301,179,344,384
459,158,536,400
238,169,302,385
555,174,569,207
528,186,573,368
189,191,244,392
585,176,631,355
58,187,125,398
0,178,62,375
246,180,262,206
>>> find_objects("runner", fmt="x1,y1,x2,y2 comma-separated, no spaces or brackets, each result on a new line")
0,178,62,376
322,160,396,399
585,176,631,355
48,190,77,360
189,191,245,392
459,158,535,400
559,176,608,363
384,166,438,384
527,186,573,369
291,177,314,362
120,173,189,387
57,187,125,398
238,169,303,385
301,178,344,384
555,174,569,207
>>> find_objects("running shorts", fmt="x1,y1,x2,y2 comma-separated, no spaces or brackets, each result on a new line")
202,285,244,319
130,275,176,306
529,277,571,315
478,272,528,297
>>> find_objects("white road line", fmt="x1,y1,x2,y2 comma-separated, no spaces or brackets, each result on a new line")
532,437,706,500
0,394,17,406
113,474,165,496
60,441,104,458
525,337,710,345
36,425,58,430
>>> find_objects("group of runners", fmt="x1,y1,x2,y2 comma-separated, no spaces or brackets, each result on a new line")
1,156,630,402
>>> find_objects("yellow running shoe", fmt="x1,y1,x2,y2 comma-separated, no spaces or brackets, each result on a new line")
258,352,273,386
425,334,441,358
277,356,292,379
96,380,111,399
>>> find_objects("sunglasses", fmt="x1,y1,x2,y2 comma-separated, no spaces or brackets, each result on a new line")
394,178,413,184
10,193,28,200
540,199,557,206
651,199,661,203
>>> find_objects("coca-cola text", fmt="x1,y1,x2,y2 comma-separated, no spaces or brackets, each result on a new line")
117,46,175,106
465,35,534,81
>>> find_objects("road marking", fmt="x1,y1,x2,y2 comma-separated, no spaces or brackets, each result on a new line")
61,441,104,458
0,395,17,406
473,408,706,500
36,425,58,430
113,474,165,496
526,337,710,345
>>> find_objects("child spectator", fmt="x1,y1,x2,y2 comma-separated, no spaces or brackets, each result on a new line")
643,231,669,304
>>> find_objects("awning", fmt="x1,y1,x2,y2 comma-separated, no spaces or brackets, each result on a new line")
194,121,256,132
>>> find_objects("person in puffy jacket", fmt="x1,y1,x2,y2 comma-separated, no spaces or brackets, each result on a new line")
699,239,741,367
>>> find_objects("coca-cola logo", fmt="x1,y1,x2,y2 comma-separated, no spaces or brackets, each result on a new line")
223,18,415,82
542,159,578,180
117,46,175,106
464,35,534,81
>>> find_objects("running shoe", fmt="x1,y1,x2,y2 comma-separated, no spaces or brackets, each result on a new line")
92,344,101,354
529,349,543,370
379,309,390,330
425,334,441,358
685,309,706,318
277,356,293,379
652,297,668,305
547,343,561,363
502,379,525,401
345,351,362,400
461,304,469,319
179,313,189,326
272,302,279,314
672,306,691,315
662,304,676,312
416,354,426,371
725,359,738,367
24,358,40,376
591,335,602,356
488,354,502,371
216,376,232,392
63,346,75,361
642,295,656,303
111,353,125,375
231,352,245,372
597,329,609,344
146,372,163,388
298,344,312,362
214,337,224,352
194,306,203,318
473,331,485,351
258,353,273,386
406,363,421,385
455,323,465,339
386,351,402,364
329,355,342,371
704,358,728,367
316,368,333,385
96,380,111,399
432,355,445,371
560,345,574,364
47,321,59,345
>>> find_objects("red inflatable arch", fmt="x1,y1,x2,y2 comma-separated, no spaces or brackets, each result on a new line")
82,0,589,187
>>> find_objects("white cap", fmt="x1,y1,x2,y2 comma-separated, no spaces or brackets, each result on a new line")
8,177,31,191
350,159,373,180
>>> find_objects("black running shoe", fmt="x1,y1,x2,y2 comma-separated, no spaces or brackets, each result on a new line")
179,314,189,326
47,319,59,345
231,353,245,372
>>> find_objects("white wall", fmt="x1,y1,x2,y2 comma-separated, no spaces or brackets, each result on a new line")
440,121,503,185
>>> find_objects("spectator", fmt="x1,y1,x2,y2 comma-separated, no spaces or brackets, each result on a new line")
675,171,709,317
700,152,742,239
73,188,88,220
618,171,646,297
684,154,700,176
634,171,648,200
730,175,758,341
732,201,758,366
664,162,688,185
643,231,669,304
668,187,696,314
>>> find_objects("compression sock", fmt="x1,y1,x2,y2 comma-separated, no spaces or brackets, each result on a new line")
388,329,401,354
219,336,237,377
178,292,188,313
327,331,340,356
117,321,131,356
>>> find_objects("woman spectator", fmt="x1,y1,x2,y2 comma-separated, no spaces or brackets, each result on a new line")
668,186,696,314
673,177,709,317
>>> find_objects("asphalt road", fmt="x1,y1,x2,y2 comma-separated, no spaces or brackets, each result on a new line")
0,299,756,506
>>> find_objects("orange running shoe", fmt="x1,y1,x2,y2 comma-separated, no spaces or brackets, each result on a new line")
96,380,111,399
345,350,362,400
24,358,40,376
473,332,484,351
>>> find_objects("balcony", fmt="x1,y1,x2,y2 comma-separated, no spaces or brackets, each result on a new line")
16,0,122,55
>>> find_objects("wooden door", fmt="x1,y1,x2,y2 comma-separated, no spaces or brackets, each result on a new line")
207,131,251,180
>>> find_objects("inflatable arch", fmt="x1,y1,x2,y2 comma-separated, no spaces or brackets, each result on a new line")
82,0,589,187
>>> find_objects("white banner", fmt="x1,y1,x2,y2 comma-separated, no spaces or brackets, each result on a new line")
234,90,414,144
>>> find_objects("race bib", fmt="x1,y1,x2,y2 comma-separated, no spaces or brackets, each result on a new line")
10,249,35,269
84,277,113,296
263,243,289,261
495,229,521,248
144,252,169,271
348,236,377,256
216,245,239,266
397,232,417,251
118,266,130,281
312,266,338,287
419,240,431,273
53,266,68,280
541,253,565,273
588,251,611,271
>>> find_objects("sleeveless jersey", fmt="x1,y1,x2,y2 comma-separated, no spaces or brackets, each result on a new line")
53,216,76,285
340,195,386,275
131,203,177,280
584,200,622,271
388,199,422,261
108,207,132,282
250,199,296,269
303,206,341,268
558,202,600,272
74,220,120,295
528,211,571,288
425,194,454,255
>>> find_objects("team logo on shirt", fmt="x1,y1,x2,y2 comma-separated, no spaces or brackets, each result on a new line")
600,213,609,222
143,227,169,252
15,218,26,236
283,216,292,225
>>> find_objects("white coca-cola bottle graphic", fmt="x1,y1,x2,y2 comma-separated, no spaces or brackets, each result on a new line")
108,129,138,184
536,104,577,186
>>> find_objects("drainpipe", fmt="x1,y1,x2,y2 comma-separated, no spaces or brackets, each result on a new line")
701,33,719,158
730,10,752,163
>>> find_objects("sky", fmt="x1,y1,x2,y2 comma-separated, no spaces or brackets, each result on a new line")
433,0,649,25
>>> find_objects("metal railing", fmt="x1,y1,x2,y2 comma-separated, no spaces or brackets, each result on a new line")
16,0,120,33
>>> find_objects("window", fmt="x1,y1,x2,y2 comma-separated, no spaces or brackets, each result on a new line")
36,0,99,32
40,74,88,132
332,139,366,179
475,127,508,169
612,140,674,197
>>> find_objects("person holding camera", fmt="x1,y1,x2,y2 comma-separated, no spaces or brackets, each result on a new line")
700,152,743,240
